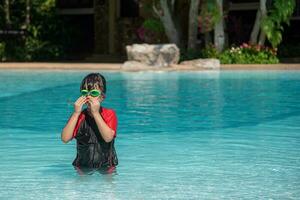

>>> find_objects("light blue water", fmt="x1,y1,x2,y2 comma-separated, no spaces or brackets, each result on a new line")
0,70,299,199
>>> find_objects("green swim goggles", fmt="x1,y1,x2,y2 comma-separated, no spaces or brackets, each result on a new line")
81,89,102,97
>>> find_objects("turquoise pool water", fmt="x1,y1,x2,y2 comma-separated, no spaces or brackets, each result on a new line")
0,70,299,199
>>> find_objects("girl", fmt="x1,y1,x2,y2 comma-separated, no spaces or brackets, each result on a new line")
61,73,118,174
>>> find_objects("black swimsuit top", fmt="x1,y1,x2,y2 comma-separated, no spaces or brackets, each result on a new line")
72,110,118,169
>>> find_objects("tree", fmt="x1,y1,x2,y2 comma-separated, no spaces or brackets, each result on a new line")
250,0,296,47
250,0,267,45
262,0,295,47
214,0,224,52
197,0,222,48
188,0,200,49
4,0,11,28
153,0,181,47
148,0,225,52
25,0,30,27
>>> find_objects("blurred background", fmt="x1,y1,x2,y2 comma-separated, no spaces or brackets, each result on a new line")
0,0,299,63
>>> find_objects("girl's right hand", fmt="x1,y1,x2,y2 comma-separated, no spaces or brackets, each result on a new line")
74,96,87,114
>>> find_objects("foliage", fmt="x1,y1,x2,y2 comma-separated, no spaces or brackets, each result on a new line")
1,0,70,61
201,44,219,58
180,44,219,62
143,19,164,33
218,43,279,64
198,0,221,33
137,18,166,43
261,0,296,47
180,43,279,64
23,30,63,60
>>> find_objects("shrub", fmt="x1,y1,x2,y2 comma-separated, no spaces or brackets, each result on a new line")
2,30,64,61
0,0,68,61
201,44,219,58
180,43,279,64
219,43,279,64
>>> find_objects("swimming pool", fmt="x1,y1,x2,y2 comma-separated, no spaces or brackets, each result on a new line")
0,70,299,199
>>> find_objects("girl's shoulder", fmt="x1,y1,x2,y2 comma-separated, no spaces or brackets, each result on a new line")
100,107,118,133
101,107,117,117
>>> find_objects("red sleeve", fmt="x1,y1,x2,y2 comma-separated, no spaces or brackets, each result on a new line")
72,113,85,138
101,109,118,138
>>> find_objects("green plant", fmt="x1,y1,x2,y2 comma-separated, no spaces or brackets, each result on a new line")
23,25,64,60
143,19,164,33
0,0,69,61
180,44,221,62
201,44,219,58
137,18,167,43
218,43,279,64
180,43,279,64
198,0,221,33
261,0,296,47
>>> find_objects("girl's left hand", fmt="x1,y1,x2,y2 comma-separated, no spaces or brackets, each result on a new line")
88,97,102,114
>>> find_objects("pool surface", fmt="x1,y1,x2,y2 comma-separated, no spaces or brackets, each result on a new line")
0,70,299,199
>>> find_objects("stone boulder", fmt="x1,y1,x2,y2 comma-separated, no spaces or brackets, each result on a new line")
121,61,152,70
180,58,220,70
122,43,180,69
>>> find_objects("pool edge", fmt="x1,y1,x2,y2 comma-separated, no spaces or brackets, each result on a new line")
0,63,300,71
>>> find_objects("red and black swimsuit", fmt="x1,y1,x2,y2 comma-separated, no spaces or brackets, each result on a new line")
72,107,118,171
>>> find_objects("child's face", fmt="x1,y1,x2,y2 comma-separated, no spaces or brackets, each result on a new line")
81,86,104,107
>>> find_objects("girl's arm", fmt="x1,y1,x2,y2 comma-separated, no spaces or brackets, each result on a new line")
88,98,115,143
61,112,80,143
92,112,115,143
61,96,87,143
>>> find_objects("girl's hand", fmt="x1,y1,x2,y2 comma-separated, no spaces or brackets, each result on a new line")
88,97,101,115
74,96,87,114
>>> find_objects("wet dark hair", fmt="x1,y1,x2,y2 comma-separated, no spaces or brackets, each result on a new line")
80,73,106,94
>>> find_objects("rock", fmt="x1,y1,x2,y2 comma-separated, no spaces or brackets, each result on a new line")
124,43,180,68
121,61,152,70
180,58,220,70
